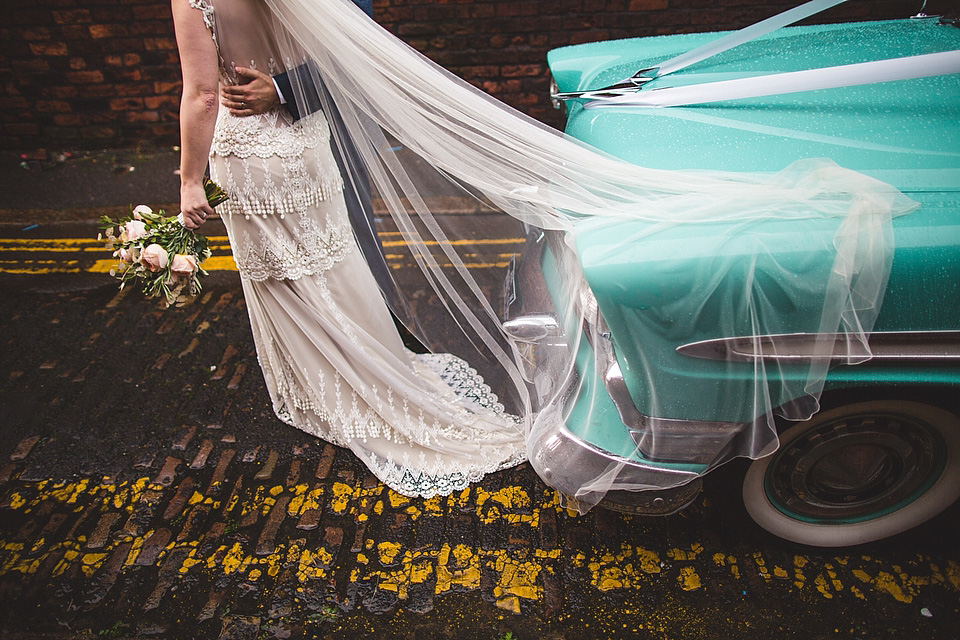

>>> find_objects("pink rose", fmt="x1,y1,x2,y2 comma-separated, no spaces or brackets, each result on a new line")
170,253,198,276
124,219,147,241
118,247,134,263
141,244,169,272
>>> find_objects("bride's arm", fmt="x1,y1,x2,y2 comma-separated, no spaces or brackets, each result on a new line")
171,0,219,229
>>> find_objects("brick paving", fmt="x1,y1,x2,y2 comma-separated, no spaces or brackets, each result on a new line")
1,269,959,639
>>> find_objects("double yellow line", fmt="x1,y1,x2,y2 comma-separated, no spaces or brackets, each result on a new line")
0,233,525,274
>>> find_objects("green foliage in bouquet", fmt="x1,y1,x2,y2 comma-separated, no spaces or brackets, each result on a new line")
99,178,228,306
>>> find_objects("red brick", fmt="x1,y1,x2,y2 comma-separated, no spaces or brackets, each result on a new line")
135,528,172,566
67,70,104,83
254,450,279,480
87,512,121,549
143,37,177,51
52,9,93,24
189,439,215,469
630,0,669,9
144,95,178,109
13,59,50,73
501,64,544,78
78,84,119,98
133,5,172,20
29,42,68,56
52,113,83,126
154,456,182,486
22,27,52,41
162,477,196,520
36,100,71,113
10,436,40,461
57,25,91,40
130,22,171,37
176,504,210,542
0,463,18,483
256,495,291,555
89,24,130,39
207,448,235,491
154,80,181,95
114,83,153,96
172,424,197,451
113,65,149,82
0,96,30,110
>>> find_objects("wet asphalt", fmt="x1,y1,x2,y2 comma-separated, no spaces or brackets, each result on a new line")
0,149,958,639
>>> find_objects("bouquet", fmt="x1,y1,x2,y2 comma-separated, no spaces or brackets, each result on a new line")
99,178,228,306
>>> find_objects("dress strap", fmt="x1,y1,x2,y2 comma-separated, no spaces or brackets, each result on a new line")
188,0,216,36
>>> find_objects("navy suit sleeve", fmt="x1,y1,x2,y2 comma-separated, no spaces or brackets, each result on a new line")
273,64,323,122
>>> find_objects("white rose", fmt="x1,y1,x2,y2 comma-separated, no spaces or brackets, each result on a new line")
132,205,153,219
124,219,147,241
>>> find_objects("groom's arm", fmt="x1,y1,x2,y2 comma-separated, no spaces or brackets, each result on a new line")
272,64,322,122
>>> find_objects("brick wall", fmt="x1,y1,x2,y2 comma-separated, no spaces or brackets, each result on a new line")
2,0,182,150
0,0,941,151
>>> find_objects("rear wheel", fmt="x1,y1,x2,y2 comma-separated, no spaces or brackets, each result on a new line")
742,400,960,547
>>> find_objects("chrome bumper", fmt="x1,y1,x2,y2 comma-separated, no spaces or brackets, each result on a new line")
504,229,742,509
530,423,703,515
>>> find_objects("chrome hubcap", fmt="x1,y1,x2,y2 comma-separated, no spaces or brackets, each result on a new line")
765,413,943,523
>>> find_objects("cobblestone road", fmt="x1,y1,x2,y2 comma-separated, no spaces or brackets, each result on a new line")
0,227,958,640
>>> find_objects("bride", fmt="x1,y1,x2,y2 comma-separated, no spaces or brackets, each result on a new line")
173,0,527,498
172,0,913,504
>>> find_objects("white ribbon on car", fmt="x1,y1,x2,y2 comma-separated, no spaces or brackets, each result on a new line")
556,0,851,100
585,49,960,109
650,0,849,79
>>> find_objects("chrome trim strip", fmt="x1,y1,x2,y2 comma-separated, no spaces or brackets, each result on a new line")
676,330,960,363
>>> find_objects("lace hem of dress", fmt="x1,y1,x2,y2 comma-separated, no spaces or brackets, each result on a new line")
267,349,526,498
275,398,527,499
369,447,527,498
414,353,520,424
232,215,354,282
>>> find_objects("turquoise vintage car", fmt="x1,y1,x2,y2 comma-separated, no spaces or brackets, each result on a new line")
510,15,960,546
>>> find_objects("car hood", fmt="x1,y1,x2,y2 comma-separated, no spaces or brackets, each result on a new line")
548,18,960,192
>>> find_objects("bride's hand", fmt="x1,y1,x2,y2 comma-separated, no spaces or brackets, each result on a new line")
221,66,280,116
180,182,215,229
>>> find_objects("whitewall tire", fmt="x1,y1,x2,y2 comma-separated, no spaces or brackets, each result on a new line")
742,400,960,547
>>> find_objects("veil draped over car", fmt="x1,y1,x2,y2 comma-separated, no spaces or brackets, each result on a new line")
226,0,916,507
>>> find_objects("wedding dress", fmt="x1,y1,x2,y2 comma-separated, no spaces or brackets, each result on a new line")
191,0,525,497
190,0,916,505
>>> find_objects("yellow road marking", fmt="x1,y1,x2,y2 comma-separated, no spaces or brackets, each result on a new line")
0,236,521,274
1,476,958,609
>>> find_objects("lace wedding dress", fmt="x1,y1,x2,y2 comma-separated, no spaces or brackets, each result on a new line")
190,0,525,497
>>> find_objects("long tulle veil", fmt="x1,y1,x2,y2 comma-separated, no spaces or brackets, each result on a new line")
228,0,915,506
